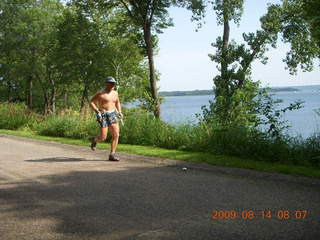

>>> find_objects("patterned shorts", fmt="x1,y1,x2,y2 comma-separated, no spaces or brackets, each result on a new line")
97,110,118,128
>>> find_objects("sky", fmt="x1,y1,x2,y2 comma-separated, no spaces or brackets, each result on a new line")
155,0,320,91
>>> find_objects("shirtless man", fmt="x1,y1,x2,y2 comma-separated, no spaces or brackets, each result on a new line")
89,76,123,161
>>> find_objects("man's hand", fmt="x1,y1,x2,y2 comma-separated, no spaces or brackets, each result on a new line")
95,109,103,123
118,112,124,119
116,111,124,126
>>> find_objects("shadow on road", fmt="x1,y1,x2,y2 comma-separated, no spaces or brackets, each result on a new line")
25,157,106,162
1,157,320,240
1,160,214,239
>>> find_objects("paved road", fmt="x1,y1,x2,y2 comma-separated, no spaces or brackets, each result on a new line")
0,135,319,240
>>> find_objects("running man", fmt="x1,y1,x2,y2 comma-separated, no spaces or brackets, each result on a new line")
89,76,123,161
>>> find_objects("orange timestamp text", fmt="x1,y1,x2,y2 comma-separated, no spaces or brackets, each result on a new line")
211,209,308,220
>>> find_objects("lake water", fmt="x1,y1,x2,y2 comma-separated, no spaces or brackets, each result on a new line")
160,85,320,138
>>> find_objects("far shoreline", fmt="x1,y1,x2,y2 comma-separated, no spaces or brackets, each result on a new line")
159,85,320,97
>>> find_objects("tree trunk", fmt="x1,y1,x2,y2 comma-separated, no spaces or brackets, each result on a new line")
26,75,33,109
49,77,56,114
143,25,160,118
217,6,231,125
7,80,12,102
80,83,89,113
27,48,36,109
222,12,230,75
43,91,49,115
64,91,68,108
50,87,56,114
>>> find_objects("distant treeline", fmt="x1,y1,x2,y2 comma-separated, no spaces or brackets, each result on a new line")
159,87,300,97
159,90,214,96
266,87,300,92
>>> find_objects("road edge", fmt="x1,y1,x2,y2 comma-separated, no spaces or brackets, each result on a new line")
1,133,320,186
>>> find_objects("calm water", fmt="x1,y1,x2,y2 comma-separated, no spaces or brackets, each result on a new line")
160,85,320,138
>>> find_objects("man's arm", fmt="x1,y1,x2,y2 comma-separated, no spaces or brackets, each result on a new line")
115,92,122,115
90,92,100,113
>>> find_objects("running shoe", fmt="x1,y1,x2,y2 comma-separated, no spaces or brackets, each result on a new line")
90,137,97,151
109,153,120,161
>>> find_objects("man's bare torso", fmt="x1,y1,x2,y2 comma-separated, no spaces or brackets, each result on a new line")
95,89,118,112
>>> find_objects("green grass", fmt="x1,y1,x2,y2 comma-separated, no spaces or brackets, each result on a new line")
1,128,319,179
1,103,319,169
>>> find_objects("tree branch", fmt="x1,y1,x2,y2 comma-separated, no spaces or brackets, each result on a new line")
236,34,269,89
119,0,134,18
149,0,157,22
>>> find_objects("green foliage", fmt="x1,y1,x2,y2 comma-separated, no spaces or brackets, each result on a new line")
213,0,244,25
199,124,320,168
0,0,151,113
0,102,38,130
287,133,320,167
254,88,304,139
200,86,305,139
115,0,179,118
36,110,97,139
180,1,311,137
0,0,63,111
173,0,206,27
120,108,184,149
175,0,244,27
0,0,318,170
199,80,261,127
302,0,320,47
279,0,320,74
0,103,319,168
198,2,292,130
103,37,150,104
117,0,174,34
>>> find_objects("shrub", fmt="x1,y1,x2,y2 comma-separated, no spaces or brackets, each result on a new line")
0,102,38,130
1,104,318,168
36,109,98,139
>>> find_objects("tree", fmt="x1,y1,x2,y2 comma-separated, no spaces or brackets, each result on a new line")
29,0,63,114
278,0,320,74
103,36,150,103
56,2,151,110
180,1,285,126
117,0,174,118
1,0,154,113
0,0,63,112
0,0,35,107
55,8,107,113
302,0,320,46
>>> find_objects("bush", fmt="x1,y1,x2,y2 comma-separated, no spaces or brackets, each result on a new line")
0,104,318,168
36,109,98,139
120,109,181,148
34,108,320,168
287,133,320,168
0,102,39,130
197,124,320,167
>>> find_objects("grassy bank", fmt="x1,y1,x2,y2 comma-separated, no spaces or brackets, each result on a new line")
1,129,320,179
0,102,319,177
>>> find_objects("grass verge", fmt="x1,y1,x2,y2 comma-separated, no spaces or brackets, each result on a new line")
1,128,319,179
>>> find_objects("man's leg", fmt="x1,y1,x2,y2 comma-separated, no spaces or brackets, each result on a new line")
108,122,120,160
96,127,108,142
90,127,107,151
109,122,119,153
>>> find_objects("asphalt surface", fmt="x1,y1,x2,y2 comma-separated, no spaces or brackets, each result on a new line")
0,134,319,240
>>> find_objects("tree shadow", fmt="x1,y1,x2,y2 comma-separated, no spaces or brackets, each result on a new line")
1,159,320,240
0,164,214,239
25,157,109,162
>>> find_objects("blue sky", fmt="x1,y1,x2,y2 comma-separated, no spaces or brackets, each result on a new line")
155,0,320,91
